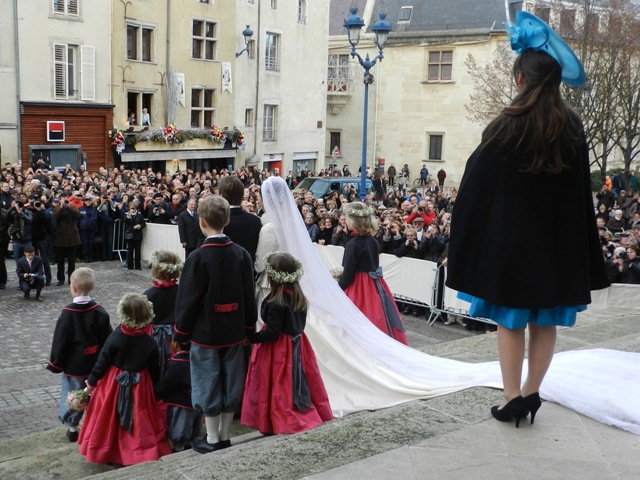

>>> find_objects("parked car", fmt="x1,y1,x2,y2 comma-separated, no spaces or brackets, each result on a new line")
294,177,374,199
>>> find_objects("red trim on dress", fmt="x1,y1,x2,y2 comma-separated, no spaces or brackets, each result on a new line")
152,279,178,288
62,303,101,313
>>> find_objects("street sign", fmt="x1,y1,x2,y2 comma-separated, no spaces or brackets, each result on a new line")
332,146,340,160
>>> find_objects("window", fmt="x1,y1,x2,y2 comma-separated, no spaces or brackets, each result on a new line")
297,0,306,24
244,108,254,128
426,50,453,81
263,104,278,141
198,0,210,3
329,132,341,155
428,134,443,160
127,92,153,126
192,20,217,60
127,23,155,62
534,7,550,23
586,13,599,34
191,88,216,127
327,54,350,92
52,0,78,16
559,9,576,36
265,33,280,71
398,6,412,22
53,43,95,100
271,0,277,9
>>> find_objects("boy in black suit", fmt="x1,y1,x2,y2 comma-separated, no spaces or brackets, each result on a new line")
174,195,256,454
16,245,44,300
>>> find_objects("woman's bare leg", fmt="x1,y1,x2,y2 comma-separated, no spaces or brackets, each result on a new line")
497,325,526,403
522,324,557,396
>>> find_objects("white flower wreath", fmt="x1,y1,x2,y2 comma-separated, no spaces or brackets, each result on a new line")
149,251,184,274
117,293,154,329
342,202,374,218
263,252,304,284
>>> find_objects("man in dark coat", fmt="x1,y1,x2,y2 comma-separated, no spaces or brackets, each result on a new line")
16,245,45,300
387,164,397,187
218,176,262,268
53,194,81,286
178,197,204,258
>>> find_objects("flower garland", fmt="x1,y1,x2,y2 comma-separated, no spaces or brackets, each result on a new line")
117,293,154,329
66,389,91,412
163,124,181,145
149,251,184,275
111,130,125,154
210,125,227,144
342,202,374,218
263,252,304,284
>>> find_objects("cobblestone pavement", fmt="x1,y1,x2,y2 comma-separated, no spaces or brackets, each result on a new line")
0,259,154,440
0,258,473,441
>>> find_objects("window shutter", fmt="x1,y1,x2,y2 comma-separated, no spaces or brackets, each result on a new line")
52,0,64,14
68,0,79,15
80,45,95,101
53,43,68,99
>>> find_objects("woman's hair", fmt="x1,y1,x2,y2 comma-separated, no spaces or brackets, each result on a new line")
343,202,378,236
481,49,582,174
150,250,183,281
264,252,308,312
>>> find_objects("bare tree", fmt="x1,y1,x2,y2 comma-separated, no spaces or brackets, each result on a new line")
464,45,516,124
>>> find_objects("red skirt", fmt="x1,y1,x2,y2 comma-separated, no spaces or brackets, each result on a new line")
344,272,409,345
78,367,172,465
241,332,333,434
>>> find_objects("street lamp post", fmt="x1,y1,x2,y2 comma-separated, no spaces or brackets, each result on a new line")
235,25,254,58
343,8,391,201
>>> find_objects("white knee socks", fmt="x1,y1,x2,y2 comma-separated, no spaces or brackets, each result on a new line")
204,415,220,444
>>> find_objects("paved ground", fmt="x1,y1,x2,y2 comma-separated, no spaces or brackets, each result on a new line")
1,259,638,479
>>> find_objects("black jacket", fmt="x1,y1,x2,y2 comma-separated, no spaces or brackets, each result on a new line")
154,351,194,408
224,207,262,265
47,301,112,376
177,210,204,249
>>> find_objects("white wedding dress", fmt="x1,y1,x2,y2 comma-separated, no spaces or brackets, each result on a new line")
261,177,640,435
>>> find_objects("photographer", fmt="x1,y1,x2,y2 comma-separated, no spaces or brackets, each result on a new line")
614,245,640,284
420,223,447,263
144,193,174,225
53,194,81,286
7,199,33,263
380,220,404,254
16,245,44,301
28,195,53,285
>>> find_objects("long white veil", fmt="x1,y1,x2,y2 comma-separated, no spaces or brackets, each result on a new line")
261,176,640,435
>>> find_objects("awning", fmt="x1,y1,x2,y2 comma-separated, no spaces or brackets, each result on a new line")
120,149,237,163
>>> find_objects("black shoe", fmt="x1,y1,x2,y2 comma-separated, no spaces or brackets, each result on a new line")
23,292,30,299
490,396,529,428
523,392,542,424
35,295,43,302
56,281,64,286
66,429,79,442
45,280,52,286
192,438,231,454
0,284,5,290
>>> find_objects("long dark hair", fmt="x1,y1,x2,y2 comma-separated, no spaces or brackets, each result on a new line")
481,49,582,174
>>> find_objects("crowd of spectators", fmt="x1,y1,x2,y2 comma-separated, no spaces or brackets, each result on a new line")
1,161,637,311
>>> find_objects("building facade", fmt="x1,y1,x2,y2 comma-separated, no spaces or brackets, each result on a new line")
17,0,113,171
0,0,19,167
327,0,508,187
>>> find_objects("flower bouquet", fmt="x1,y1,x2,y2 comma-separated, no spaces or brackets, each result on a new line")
111,131,125,154
330,267,343,281
66,388,91,412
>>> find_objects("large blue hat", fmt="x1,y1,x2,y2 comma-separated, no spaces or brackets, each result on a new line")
509,11,586,87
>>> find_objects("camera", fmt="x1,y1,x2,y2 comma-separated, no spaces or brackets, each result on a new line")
15,200,24,209
34,201,41,209
617,251,628,260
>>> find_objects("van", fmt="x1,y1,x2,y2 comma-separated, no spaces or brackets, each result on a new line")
293,177,374,199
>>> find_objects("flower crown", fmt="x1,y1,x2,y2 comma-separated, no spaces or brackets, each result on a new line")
342,202,374,218
149,251,184,275
263,252,304,284
117,293,154,329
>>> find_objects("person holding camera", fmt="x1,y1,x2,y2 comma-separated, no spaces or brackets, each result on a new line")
613,245,640,284
144,193,174,225
380,220,404,254
53,193,81,286
124,201,146,270
8,199,34,264
29,195,53,286
16,245,44,301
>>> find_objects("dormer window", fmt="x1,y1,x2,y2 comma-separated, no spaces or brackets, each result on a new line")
399,6,412,22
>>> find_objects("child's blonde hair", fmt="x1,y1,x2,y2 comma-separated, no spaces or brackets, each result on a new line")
343,202,378,236
150,250,183,282
264,252,308,312
118,293,154,329
70,267,95,295
197,195,229,231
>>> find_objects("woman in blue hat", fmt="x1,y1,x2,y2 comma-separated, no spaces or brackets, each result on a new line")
447,12,610,428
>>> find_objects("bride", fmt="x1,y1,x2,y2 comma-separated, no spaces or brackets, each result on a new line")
260,176,639,435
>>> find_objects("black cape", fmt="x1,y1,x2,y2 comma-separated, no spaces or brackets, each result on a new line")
447,132,609,309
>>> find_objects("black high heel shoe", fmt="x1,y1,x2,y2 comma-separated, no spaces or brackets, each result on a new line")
523,392,542,424
491,396,529,428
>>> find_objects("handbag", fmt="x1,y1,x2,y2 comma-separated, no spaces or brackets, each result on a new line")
124,232,134,240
